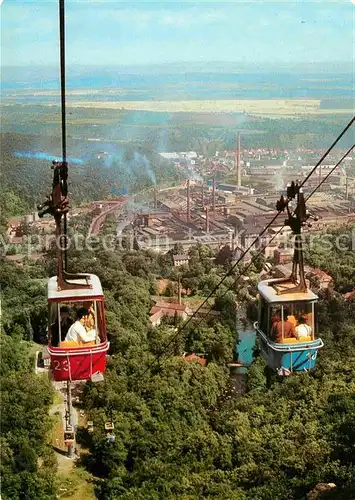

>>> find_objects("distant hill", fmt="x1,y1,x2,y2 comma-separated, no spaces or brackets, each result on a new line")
2,60,353,81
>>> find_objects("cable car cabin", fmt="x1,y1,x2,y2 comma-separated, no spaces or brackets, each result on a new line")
106,433,116,443
46,273,109,382
64,428,75,446
255,278,324,373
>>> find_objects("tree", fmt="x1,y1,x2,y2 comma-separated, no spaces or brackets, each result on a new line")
0,334,56,500
171,243,184,255
2,192,355,500
214,289,236,330
215,245,233,267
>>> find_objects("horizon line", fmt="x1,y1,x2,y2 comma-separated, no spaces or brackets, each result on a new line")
2,61,352,69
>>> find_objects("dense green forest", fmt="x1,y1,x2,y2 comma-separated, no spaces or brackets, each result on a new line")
1,221,355,499
305,228,355,292
0,335,56,499
0,131,184,210
2,105,354,152
1,109,353,212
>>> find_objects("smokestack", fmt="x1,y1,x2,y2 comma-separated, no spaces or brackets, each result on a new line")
186,180,191,222
212,178,216,212
345,176,349,200
154,188,157,209
201,183,205,207
236,132,241,186
205,206,209,233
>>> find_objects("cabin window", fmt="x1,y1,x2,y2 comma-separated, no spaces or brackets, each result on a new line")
285,301,315,336
96,301,105,343
48,300,103,346
260,301,316,342
259,297,269,334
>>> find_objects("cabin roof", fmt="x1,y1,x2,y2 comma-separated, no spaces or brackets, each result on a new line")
258,279,318,303
173,254,189,261
48,274,104,301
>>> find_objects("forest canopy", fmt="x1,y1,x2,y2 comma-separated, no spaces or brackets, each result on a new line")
1,222,354,499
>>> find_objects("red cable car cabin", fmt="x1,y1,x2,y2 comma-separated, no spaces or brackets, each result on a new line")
46,273,109,382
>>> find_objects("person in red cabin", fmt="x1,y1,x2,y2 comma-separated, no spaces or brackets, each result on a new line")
51,306,73,346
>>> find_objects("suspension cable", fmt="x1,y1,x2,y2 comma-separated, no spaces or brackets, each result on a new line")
140,212,284,377
301,117,354,187
59,0,68,269
185,226,285,335
179,145,354,340
305,145,354,202
139,117,354,377
59,0,66,164
141,225,285,376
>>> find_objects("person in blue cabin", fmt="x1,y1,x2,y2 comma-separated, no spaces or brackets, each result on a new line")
295,315,312,339
272,308,296,343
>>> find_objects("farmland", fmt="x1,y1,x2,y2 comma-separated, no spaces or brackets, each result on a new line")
65,98,353,117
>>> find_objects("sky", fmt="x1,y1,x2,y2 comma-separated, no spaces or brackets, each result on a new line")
1,0,354,67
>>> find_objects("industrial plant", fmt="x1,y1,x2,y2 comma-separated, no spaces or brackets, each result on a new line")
6,133,354,265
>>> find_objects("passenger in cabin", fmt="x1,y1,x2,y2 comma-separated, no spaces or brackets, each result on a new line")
286,312,297,327
85,304,95,331
270,310,281,339
271,310,281,327
272,308,296,343
295,316,312,339
59,307,73,339
65,308,96,344
51,306,73,346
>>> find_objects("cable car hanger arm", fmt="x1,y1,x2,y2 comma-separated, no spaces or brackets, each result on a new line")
139,122,354,378
38,0,91,291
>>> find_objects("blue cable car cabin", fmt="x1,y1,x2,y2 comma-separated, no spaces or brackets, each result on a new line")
254,181,324,374
255,278,324,374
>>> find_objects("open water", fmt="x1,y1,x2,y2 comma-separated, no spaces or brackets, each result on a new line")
237,329,257,366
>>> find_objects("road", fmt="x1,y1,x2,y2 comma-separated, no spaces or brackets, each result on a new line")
87,181,187,236
88,198,130,236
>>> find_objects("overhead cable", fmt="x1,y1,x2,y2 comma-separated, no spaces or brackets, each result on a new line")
184,144,354,340
140,117,354,376
59,0,68,269
305,145,354,202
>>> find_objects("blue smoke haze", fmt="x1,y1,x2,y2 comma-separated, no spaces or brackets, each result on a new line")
14,146,156,191
14,151,84,165
133,151,156,185
111,185,128,196
102,149,156,186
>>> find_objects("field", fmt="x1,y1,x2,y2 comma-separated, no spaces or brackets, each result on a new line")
2,67,353,119
66,98,353,117
1,95,353,166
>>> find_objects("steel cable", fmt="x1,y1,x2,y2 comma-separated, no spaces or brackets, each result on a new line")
139,117,354,377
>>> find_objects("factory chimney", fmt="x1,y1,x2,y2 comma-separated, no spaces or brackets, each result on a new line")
186,179,191,222
345,176,349,200
178,275,182,305
212,178,216,212
236,132,241,186
205,206,210,233
154,188,157,209
201,183,205,207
